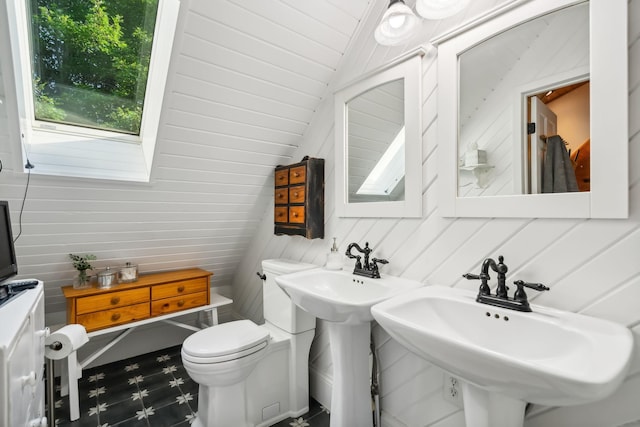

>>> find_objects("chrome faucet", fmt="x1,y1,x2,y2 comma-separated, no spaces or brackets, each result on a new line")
345,242,388,279
463,255,549,312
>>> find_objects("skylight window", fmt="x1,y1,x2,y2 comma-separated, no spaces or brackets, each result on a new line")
30,0,159,135
357,127,406,196
5,0,179,181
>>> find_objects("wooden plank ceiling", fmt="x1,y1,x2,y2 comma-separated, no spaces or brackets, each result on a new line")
165,0,371,166
152,0,372,286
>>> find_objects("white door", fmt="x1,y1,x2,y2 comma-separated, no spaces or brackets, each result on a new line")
529,97,557,193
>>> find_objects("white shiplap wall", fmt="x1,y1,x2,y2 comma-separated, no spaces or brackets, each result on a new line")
231,1,640,426
0,0,370,321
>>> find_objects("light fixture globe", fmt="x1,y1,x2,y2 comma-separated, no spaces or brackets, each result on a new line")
416,0,470,20
375,0,420,46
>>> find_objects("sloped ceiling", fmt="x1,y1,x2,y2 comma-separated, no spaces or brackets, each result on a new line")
0,0,374,316
149,0,373,285
162,0,372,168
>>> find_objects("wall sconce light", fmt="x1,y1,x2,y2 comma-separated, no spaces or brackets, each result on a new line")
374,0,420,46
375,0,470,46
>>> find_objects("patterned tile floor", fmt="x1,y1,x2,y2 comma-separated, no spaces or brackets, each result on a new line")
52,345,330,427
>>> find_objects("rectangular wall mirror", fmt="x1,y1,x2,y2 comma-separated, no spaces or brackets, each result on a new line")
436,0,628,218
335,50,424,218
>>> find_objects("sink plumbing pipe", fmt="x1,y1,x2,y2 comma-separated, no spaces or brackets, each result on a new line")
371,333,381,427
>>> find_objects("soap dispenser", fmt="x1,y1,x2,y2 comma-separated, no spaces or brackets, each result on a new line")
325,237,343,270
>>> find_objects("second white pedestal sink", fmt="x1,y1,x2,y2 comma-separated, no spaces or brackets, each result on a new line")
276,268,423,427
371,285,634,427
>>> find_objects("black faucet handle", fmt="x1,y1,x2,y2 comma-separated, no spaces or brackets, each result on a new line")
463,273,491,296
371,258,388,265
513,280,549,292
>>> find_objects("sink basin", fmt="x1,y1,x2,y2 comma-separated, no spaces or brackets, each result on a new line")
275,268,423,324
276,267,423,427
371,285,634,427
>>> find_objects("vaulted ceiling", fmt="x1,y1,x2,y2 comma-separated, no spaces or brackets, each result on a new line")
143,0,374,291
162,0,372,170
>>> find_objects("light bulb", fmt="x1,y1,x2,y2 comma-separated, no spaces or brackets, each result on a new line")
389,14,406,29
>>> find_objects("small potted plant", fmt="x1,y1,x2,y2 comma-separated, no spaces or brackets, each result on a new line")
69,253,97,289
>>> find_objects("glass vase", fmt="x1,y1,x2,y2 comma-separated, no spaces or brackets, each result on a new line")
73,270,92,289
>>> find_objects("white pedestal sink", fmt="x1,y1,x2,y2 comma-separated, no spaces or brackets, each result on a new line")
371,285,634,427
276,268,423,427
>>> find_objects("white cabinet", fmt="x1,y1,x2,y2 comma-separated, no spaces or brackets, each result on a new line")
0,282,47,427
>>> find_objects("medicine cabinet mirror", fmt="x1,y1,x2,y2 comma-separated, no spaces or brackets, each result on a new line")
335,51,423,217
436,0,628,218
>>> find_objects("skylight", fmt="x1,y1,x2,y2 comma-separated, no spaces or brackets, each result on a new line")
357,127,405,195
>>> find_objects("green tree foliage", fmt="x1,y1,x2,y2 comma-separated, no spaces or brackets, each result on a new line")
30,0,158,134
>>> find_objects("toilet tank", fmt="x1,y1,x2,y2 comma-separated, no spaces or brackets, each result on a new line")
262,259,317,334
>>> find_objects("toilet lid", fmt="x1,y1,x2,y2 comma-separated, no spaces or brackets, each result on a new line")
182,320,269,363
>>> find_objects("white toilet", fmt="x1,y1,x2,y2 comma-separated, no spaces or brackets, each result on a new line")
181,259,317,427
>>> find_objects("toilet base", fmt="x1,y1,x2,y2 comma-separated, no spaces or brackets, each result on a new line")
195,382,252,427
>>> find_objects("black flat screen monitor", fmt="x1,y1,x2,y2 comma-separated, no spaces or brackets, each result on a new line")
0,201,18,284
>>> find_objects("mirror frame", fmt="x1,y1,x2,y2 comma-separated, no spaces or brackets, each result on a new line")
335,50,424,218
435,0,628,218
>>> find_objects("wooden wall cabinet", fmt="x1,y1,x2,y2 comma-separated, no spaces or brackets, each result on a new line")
274,157,324,239
62,268,212,332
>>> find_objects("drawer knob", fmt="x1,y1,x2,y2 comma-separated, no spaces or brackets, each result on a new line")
177,286,185,292
278,193,283,198
293,212,298,217
177,300,185,307
293,192,299,197
294,172,300,177
111,297,120,305
111,313,121,321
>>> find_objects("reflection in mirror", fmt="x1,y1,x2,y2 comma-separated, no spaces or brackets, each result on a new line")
527,81,590,193
335,50,423,218
347,79,405,203
457,2,589,197
436,0,628,218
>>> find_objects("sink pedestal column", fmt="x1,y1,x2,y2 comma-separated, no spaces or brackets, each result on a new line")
327,321,373,427
461,382,526,427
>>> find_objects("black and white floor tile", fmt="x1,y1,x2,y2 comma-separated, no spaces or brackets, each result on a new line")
51,345,330,427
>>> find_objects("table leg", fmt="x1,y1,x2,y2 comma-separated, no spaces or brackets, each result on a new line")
67,351,81,421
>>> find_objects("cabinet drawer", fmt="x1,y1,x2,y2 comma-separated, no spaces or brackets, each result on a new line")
275,169,289,186
275,206,288,223
151,278,208,300
289,165,306,184
275,188,289,204
289,206,305,223
76,288,149,315
151,291,208,316
77,303,150,332
289,185,305,203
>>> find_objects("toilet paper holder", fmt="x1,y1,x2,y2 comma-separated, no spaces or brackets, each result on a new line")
48,341,63,351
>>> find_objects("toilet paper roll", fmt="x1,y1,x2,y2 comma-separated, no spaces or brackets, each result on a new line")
44,324,89,360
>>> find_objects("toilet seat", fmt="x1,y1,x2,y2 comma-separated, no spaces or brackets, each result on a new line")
182,320,269,364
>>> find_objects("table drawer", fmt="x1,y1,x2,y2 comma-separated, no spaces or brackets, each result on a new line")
151,291,208,316
77,303,150,332
151,278,208,300
275,169,289,186
289,165,306,184
275,187,289,204
289,206,305,223
289,185,305,203
76,288,149,315
275,206,288,223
